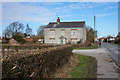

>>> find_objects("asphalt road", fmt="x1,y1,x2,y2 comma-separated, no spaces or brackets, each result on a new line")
102,42,120,67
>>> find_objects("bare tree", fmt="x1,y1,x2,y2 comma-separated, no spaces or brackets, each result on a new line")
24,24,32,37
37,25,46,39
3,21,24,38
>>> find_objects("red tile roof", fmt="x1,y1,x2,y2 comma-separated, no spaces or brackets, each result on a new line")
23,38,33,42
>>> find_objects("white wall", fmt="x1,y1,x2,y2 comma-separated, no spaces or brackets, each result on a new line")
44,28,86,44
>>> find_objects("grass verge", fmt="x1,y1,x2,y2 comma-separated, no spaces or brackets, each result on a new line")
70,54,97,78
53,53,97,78
74,44,98,50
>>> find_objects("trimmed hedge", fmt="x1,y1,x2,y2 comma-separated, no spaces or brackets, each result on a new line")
2,45,73,79
72,42,93,48
2,44,61,52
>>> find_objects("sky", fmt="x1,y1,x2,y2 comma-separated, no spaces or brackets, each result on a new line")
0,1,119,38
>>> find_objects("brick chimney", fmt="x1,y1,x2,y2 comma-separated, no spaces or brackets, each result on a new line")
57,17,60,23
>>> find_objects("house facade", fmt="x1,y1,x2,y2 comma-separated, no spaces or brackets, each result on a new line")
44,17,86,44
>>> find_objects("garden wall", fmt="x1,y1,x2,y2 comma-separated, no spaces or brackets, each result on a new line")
2,45,73,79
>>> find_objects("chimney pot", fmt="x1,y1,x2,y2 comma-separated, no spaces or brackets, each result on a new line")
57,17,60,23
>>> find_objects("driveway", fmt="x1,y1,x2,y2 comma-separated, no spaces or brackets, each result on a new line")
72,46,119,78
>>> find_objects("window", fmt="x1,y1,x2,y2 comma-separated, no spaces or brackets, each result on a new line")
71,38,77,43
49,38,55,43
61,29,65,35
49,38,55,40
71,38,77,40
50,29,55,31
71,29,77,35
49,29,55,34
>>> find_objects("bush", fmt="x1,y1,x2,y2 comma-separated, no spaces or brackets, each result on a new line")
13,34,26,44
2,44,61,52
77,39,81,44
2,45,73,78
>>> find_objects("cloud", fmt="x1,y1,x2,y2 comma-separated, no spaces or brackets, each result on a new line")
2,0,119,2
96,12,116,17
2,2,117,26
104,5,117,9
2,2,57,25
53,2,108,14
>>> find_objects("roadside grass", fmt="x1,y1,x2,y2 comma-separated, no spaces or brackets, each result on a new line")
70,54,97,78
74,44,98,50
53,53,97,78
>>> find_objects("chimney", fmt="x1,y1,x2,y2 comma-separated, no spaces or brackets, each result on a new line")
57,17,60,23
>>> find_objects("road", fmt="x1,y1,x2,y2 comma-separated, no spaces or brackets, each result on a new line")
73,47,119,78
102,42,120,67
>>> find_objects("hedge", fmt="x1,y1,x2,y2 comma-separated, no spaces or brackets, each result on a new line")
2,44,61,52
2,45,73,79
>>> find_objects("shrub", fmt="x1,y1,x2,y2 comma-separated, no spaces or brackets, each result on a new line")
2,44,61,52
2,45,73,78
13,34,26,44
77,39,81,44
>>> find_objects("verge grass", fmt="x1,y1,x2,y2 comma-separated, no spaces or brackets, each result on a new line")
53,54,97,78
74,44,98,50
70,54,97,78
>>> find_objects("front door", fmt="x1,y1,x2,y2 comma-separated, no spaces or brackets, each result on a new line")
61,39,63,44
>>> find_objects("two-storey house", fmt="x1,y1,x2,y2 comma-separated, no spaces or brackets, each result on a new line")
44,17,86,44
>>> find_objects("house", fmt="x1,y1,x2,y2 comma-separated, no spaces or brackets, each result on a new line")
99,37,106,42
9,38,19,45
23,38,33,42
0,38,2,43
116,32,120,39
44,17,86,44
0,38,8,43
9,37,33,45
36,39,44,43
107,36,115,42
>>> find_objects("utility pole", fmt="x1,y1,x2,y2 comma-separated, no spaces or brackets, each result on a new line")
94,16,95,43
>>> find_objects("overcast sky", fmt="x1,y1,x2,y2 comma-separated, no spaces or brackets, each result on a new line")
0,1,119,38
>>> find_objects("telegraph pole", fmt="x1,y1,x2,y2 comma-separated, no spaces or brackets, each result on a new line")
94,16,95,43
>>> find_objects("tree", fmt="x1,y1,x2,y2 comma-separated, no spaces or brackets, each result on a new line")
13,34,26,44
24,24,32,37
86,28,94,43
37,25,46,39
3,21,24,38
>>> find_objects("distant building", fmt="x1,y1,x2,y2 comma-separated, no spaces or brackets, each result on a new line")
23,38,33,42
9,38,19,45
44,17,86,44
9,38,33,45
0,38,2,43
99,37,106,42
0,38,7,43
36,39,44,43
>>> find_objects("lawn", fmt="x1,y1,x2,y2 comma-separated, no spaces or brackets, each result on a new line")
74,44,98,50
70,54,97,78
53,54,97,78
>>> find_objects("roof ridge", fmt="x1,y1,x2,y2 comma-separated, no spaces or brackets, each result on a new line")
49,21,85,23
